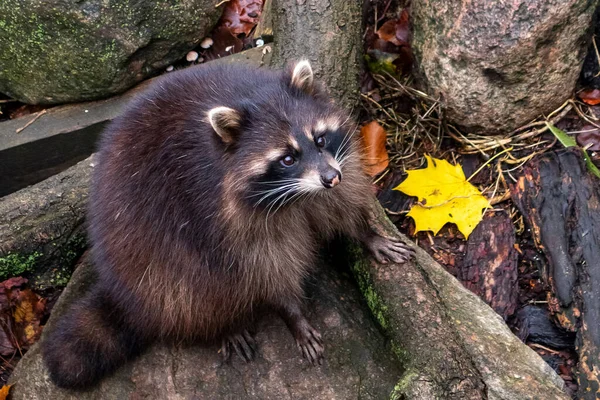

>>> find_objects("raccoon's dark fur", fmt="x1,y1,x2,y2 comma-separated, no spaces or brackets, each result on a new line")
42,60,413,389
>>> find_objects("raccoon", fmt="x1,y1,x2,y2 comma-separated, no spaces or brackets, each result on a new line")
42,60,413,389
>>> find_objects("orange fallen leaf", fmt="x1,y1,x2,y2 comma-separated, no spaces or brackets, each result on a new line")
376,19,399,45
360,121,389,176
375,9,410,47
579,88,600,105
0,384,11,400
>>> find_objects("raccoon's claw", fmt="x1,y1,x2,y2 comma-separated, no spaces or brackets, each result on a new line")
221,330,257,362
366,235,415,264
294,321,324,366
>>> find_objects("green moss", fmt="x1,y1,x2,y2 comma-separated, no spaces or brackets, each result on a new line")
349,243,411,371
349,245,390,330
389,370,420,400
39,265,73,288
62,234,86,264
0,251,42,281
41,233,88,289
0,231,88,290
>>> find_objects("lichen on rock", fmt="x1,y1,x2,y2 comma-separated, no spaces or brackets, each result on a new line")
411,0,596,134
0,0,222,104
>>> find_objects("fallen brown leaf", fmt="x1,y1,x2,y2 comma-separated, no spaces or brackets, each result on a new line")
579,88,600,105
360,121,389,176
576,124,600,151
375,9,410,47
220,0,263,37
0,277,46,355
12,288,46,347
371,9,413,75
376,19,399,45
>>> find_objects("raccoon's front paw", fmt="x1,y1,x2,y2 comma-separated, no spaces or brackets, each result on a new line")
366,235,415,264
294,320,324,366
221,330,257,362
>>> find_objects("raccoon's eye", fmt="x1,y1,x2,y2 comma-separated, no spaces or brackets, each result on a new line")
280,155,296,167
315,135,326,148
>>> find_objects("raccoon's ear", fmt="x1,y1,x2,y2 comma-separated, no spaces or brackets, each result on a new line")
289,60,314,93
208,106,241,144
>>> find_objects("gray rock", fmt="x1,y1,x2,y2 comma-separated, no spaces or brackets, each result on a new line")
9,259,401,399
0,0,222,104
0,47,272,197
412,0,596,134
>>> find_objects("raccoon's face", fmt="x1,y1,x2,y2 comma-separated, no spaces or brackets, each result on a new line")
244,114,353,210
208,60,359,212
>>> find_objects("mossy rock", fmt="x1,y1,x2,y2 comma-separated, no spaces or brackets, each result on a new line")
0,0,222,104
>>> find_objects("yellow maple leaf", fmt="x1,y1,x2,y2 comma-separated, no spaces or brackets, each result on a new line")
393,155,490,239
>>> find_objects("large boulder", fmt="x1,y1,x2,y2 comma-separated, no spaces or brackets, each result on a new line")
8,259,401,399
411,0,596,134
0,0,221,104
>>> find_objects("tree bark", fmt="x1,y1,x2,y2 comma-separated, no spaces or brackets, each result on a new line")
460,211,519,320
349,203,567,399
270,0,363,108
511,149,600,399
0,155,95,288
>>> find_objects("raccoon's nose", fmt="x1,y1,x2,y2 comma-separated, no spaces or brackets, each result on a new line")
321,169,341,188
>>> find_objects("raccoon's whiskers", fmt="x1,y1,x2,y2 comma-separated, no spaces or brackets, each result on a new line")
253,179,299,186
337,143,356,167
264,183,301,221
284,186,314,209
253,183,299,206
248,182,297,198
248,179,299,199
335,125,357,163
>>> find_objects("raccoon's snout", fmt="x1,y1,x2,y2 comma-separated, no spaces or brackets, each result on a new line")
321,168,341,188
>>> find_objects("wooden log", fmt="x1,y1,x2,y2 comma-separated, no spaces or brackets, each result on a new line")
460,211,519,320
0,155,95,288
511,149,600,399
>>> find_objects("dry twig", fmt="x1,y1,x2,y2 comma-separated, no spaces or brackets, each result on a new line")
15,109,47,134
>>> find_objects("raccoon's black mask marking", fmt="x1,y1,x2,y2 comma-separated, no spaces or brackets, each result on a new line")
207,72,356,212
240,116,353,212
